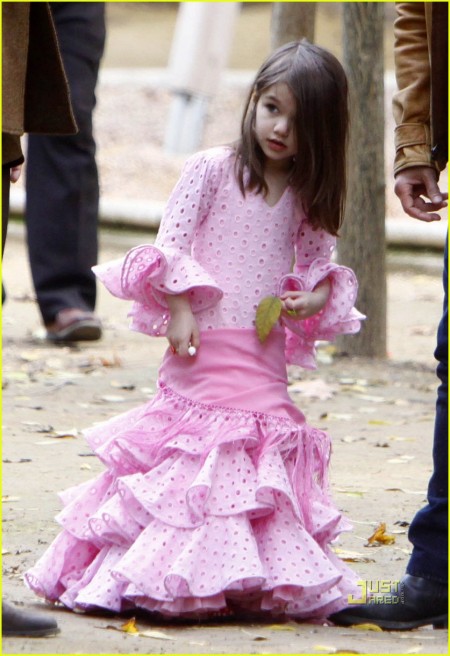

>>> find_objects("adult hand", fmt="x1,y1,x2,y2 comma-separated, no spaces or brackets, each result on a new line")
394,166,448,222
10,164,22,183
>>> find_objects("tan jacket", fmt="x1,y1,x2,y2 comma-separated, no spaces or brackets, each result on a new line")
2,2,77,165
393,2,448,174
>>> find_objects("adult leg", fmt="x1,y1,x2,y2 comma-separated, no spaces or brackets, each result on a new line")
25,3,106,327
406,237,448,583
329,240,448,629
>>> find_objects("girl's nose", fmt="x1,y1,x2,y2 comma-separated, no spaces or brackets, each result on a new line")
274,117,290,136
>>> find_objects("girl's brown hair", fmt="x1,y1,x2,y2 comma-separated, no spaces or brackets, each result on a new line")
235,40,348,236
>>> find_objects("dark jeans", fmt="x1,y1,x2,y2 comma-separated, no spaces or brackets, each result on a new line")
25,3,105,324
407,237,448,584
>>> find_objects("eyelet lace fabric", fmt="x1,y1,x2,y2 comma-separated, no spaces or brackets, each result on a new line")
94,146,364,369
25,148,364,619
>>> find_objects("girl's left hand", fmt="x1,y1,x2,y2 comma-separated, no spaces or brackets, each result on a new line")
280,278,330,320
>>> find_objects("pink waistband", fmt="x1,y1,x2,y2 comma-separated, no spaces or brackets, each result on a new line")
158,328,305,424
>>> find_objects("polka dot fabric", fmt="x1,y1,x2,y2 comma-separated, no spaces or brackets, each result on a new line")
25,148,364,619
25,330,362,619
94,147,363,368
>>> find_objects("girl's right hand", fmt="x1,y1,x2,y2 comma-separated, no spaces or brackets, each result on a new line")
165,294,200,357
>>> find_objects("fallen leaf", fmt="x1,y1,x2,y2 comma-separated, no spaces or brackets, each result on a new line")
385,488,426,495
366,522,396,546
356,394,385,403
332,548,376,564
103,619,175,640
255,295,282,342
98,395,126,403
289,379,335,400
21,421,54,433
139,629,176,640
313,645,361,654
350,623,383,632
241,629,267,641
120,617,139,634
266,623,297,631
368,419,393,426
111,380,136,391
324,412,354,421
52,428,78,439
341,435,365,443
335,487,365,498
387,457,413,464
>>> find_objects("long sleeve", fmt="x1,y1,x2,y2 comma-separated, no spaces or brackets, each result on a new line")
93,151,224,336
392,2,435,174
279,221,364,369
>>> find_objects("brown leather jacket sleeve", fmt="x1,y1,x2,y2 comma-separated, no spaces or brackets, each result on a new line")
392,2,437,174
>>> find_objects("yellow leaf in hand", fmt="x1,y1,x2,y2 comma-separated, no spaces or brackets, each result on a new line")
255,296,282,343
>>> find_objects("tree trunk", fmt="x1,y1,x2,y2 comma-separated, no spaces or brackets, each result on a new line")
338,2,386,358
271,2,316,49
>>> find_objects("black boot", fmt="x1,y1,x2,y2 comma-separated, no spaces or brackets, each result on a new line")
329,575,448,630
2,601,60,637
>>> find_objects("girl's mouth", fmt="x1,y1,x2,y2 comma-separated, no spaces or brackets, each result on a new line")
267,139,287,152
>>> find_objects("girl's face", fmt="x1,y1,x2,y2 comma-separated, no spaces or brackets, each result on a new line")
254,82,298,170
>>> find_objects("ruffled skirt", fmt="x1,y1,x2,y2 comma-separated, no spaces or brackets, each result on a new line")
25,328,360,619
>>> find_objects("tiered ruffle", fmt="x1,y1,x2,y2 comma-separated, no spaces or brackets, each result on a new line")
25,381,360,619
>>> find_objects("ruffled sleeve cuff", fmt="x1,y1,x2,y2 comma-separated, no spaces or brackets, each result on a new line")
93,244,222,336
278,258,365,369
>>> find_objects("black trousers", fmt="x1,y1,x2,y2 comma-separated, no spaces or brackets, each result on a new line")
25,3,106,324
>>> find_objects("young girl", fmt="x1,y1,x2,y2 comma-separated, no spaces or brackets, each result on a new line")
25,41,364,620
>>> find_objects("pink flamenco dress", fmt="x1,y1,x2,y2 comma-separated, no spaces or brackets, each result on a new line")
25,147,365,620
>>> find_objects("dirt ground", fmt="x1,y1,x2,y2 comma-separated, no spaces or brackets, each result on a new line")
2,3,448,655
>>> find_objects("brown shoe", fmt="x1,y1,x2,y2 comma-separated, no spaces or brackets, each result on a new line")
2,601,60,637
45,308,102,342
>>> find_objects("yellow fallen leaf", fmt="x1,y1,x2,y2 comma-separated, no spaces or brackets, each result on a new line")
366,522,396,546
139,629,176,640
52,428,78,438
120,617,139,634
313,645,338,653
255,295,282,342
313,645,360,654
267,623,297,631
335,487,365,498
350,623,383,632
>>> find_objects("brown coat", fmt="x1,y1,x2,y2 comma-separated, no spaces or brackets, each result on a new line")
2,2,77,165
393,2,448,174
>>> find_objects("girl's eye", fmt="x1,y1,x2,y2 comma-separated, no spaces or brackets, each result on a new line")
265,103,278,113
